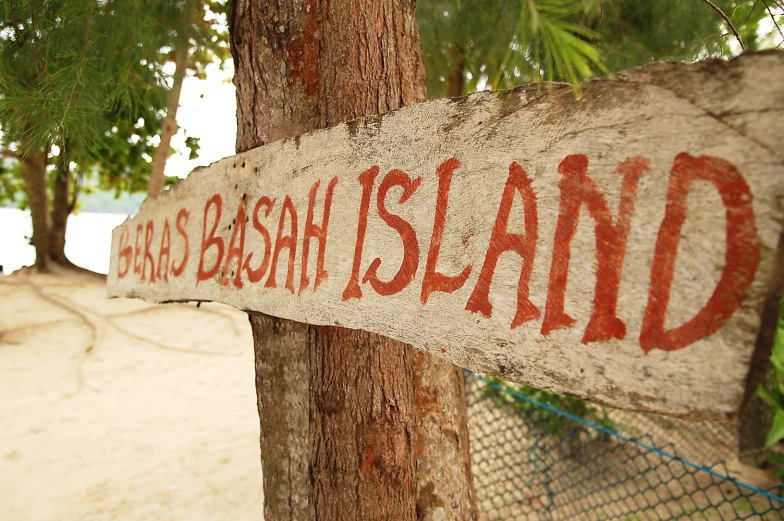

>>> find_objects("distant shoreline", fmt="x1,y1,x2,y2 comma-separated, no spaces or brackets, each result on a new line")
0,208,128,274
2,188,144,215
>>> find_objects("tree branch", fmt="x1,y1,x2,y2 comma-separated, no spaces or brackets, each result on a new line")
699,0,747,52
68,170,83,213
593,0,605,44
8,0,42,84
762,0,784,48
61,1,96,128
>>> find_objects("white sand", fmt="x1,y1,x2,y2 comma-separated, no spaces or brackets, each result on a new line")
0,270,264,520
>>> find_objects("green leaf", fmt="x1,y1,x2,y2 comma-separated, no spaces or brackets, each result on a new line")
757,385,776,404
765,410,784,448
764,451,784,466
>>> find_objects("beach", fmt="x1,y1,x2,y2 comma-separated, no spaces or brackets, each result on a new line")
0,268,263,520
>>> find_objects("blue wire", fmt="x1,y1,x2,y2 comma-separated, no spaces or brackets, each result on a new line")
464,370,784,505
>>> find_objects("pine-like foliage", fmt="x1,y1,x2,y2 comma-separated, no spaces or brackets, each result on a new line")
417,0,782,98
0,1,164,154
0,0,228,176
90,0,230,195
0,0,229,269
0,0,228,202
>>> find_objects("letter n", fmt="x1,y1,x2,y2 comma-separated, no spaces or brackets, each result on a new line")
541,155,649,343
466,162,539,328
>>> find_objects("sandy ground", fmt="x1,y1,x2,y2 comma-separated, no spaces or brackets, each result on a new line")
3,269,779,521
0,270,264,521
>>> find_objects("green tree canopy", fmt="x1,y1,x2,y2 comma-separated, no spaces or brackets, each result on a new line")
0,0,228,269
417,0,781,98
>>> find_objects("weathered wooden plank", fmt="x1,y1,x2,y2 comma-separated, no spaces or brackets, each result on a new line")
107,52,784,421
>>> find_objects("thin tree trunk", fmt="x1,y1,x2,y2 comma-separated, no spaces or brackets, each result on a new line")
413,353,477,520
147,45,188,198
250,314,311,520
738,389,772,467
446,56,465,98
69,171,82,214
49,142,72,265
230,1,477,519
19,140,50,271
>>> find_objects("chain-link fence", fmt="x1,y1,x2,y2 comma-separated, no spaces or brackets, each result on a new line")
464,372,784,520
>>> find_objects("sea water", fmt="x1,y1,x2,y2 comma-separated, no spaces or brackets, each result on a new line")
0,208,129,274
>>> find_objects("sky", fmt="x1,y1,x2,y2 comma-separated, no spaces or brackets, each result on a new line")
165,61,237,179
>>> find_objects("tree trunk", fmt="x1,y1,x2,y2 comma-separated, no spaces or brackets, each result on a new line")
446,56,465,98
738,389,772,466
250,313,311,521
19,141,50,271
413,353,477,520
49,143,72,265
230,1,477,520
147,45,188,198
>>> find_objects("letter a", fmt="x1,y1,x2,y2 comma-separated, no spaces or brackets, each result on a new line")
466,162,539,328
265,196,299,294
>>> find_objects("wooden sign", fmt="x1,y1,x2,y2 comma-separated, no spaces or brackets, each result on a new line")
107,52,784,421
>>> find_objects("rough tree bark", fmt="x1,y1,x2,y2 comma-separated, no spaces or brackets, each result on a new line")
147,45,188,199
19,140,50,271
230,1,477,519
